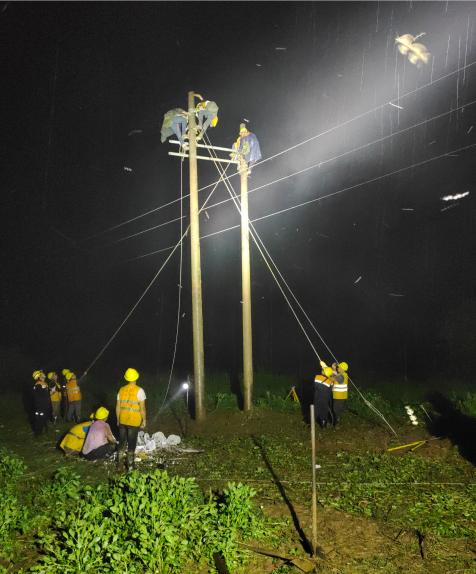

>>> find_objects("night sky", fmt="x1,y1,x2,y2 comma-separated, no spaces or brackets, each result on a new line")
2,2,476,386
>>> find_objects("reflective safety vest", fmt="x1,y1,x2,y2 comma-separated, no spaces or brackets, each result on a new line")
50,383,61,402
59,421,92,452
314,374,332,388
66,380,81,402
333,373,349,400
118,383,143,427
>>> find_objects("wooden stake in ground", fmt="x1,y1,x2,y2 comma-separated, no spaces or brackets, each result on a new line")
310,404,318,556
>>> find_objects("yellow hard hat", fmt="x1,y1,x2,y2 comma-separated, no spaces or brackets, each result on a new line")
339,361,349,372
62,368,70,376
47,371,57,380
211,116,218,127
32,370,42,380
124,367,139,382
323,367,333,378
66,372,76,381
95,407,109,420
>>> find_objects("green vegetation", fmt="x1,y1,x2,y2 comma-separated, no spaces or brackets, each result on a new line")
1,373,475,573
319,452,476,538
0,451,270,573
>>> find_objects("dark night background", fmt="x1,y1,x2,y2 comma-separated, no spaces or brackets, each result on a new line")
2,1,475,387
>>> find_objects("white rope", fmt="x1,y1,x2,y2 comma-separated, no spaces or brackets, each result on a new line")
161,159,185,408
128,140,476,262
81,59,476,242
204,132,398,436
81,161,231,377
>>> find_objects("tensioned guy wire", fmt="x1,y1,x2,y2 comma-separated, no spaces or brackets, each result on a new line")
82,59,476,242
81,162,232,377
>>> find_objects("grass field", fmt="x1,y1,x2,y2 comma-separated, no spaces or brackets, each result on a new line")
0,373,475,573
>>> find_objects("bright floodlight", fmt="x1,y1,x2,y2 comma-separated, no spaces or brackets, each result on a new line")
182,382,189,390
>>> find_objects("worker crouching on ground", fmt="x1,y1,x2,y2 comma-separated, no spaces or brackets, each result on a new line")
313,366,333,428
47,371,62,423
116,368,147,470
82,407,118,461
331,362,349,426
32,370,51,436
59,414,94,455
65,371,82,422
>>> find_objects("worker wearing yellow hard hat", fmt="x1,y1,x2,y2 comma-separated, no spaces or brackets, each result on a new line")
47,372,62,423
195,98,219,140
332,362,349,426
65,371,82,423
32,370,51,436
116,368,147,470
59,413,95,455
82,407,118,461
313,364,334,429
320,359,350,427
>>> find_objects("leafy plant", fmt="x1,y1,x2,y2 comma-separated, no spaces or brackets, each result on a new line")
31,470,270,573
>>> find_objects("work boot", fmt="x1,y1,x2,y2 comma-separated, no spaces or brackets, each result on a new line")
116,450,125,471
126,452,135,471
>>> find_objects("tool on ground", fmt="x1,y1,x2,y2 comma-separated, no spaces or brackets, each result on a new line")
286,386,300,403
387,440,427,453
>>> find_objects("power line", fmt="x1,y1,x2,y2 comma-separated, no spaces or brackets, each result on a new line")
126,141,476,262
107,97,475,249
81,59,476,242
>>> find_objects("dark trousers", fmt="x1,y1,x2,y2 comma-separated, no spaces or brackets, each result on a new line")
314,385,332,427
33,411,48,436
333,399,347,424
119,425,139,453
83,443,116,461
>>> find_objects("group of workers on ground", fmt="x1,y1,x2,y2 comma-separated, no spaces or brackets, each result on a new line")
31,368,83,435
160,94,262,172
313,360,349,428
32,367,147,471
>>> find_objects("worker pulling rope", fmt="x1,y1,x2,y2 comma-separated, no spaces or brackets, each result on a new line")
204,131,397,436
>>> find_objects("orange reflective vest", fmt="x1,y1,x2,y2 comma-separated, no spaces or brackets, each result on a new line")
66,380,81,402
59,421,92,452
314,374,332,387
118,383,143,427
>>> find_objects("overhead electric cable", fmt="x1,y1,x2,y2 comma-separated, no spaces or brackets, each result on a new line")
127,141,476,262
82,59,476,242
106,97,475,249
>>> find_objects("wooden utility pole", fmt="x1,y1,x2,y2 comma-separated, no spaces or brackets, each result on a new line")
240,156,253,411
188,91,205,422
